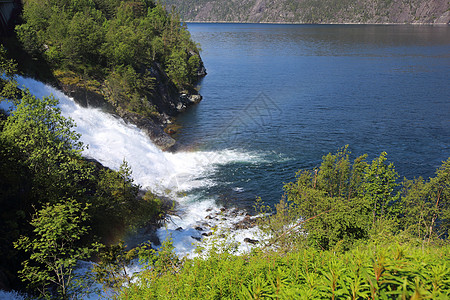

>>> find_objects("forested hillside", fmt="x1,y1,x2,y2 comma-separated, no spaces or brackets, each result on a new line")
162,0,450,24
3,0,206,149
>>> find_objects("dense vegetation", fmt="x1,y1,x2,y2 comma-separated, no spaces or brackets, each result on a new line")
119,147,449,299
266,147,449,251
12,0,203,118
162,0,450,24
0,47,166,297
121,244,450,299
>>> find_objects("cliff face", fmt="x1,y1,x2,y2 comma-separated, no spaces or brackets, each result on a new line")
0,0,20,36
147,60,206,120
162,0,450,24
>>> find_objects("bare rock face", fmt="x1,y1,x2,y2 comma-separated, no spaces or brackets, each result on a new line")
163,0,450,24
244,237,259,244
59,82,114,112
147,62,182,117
435,11,450,24
147,58,205,117
116,107,177,151
0,0,21,36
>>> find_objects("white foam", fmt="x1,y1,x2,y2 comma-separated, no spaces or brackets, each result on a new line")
2,77,271,299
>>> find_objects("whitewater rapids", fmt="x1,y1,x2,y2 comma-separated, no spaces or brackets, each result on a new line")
12,77,264,257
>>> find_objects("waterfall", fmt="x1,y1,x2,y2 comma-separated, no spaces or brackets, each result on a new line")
16,77,262,257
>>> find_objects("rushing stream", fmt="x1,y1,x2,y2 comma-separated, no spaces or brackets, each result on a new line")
16,77,264,257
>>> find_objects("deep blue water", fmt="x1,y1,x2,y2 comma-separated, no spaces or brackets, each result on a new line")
176,23,450,210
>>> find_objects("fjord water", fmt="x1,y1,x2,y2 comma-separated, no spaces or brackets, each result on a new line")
178,23,450,209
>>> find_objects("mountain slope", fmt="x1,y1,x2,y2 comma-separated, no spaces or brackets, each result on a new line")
162,0,450,24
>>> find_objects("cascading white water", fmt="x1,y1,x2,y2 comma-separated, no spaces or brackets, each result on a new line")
17,77,257,194
15,77,263,257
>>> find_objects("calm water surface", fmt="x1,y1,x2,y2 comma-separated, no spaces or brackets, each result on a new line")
176,23,450,209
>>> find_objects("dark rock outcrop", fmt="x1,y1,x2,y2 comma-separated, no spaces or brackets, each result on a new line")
0,0,21,36
116,107,177,150
244,237,259,244
233,215,257,230
148,60,204,118
59,82,114,112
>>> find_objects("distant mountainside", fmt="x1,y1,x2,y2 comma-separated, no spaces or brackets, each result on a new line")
162,0,450,24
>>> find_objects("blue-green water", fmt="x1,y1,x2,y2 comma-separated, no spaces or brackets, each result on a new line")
176,23,450,210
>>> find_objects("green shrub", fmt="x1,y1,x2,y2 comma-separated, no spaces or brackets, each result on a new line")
120,242,450,299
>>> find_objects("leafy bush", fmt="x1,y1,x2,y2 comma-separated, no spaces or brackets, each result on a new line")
261,147,401,251
120,242,450,299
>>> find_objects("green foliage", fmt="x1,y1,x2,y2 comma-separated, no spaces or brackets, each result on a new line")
401,158,450,243
105,65,157,117
93,159,164,233
263,148,447,252
166,49,188,88
120,243,450,299
1,91,91,206
14,199,100,299
280,146,372,251
262,146,410,251
15,0,204,116
2,91,83,155
93,160,139,226
62,10,104,66
94,238,180,297
0,45,19,102
92,241,141,294
362,151,400,227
